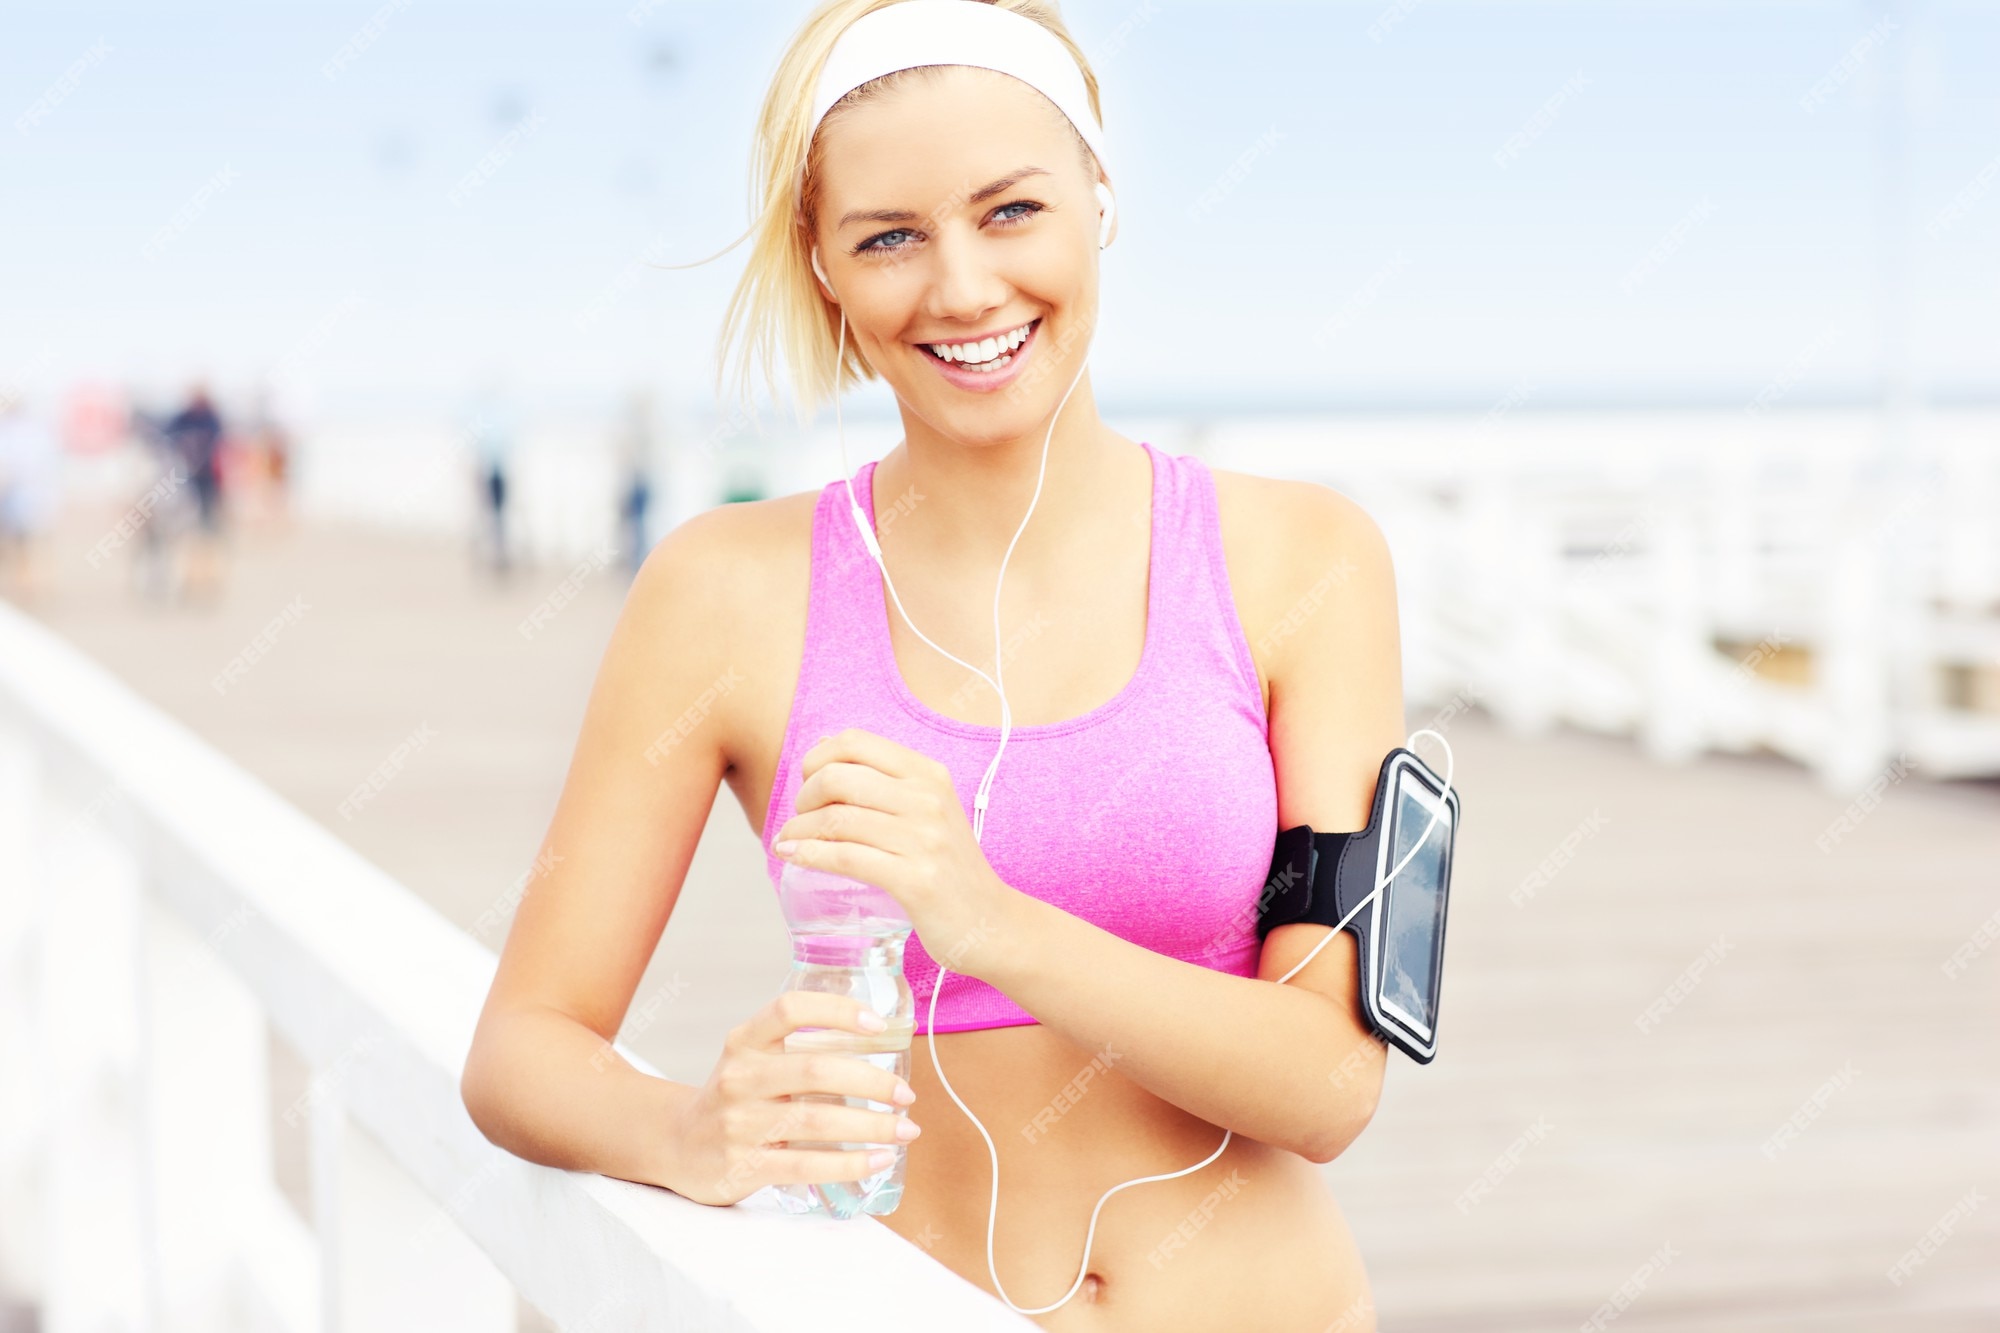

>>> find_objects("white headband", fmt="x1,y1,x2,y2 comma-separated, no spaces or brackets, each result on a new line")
801,0,1109,205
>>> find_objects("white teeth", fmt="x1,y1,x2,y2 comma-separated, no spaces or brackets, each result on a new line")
928,320,1033,363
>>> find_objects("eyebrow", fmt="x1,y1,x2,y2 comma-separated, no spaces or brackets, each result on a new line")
836,166,1051,230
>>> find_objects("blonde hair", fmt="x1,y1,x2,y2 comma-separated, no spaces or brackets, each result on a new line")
711,0,1104,427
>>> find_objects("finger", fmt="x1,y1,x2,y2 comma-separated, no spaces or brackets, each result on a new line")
802,728,936,784
781,801,900,857
764,1046,916,1106
733,991,889,1054
793,759,907,819
781,832,900,887
759,1146,906,1188
773,1097,919,1150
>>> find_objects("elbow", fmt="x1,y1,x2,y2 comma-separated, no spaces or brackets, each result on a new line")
1303,1063,1385,1165
459,1048,494,1142
459,1021,509,1148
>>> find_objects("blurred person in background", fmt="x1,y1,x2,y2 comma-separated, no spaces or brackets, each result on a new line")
617,386,655,575
239,382,294,535
162,382,227,601
0,394,63,604
463,376,517,579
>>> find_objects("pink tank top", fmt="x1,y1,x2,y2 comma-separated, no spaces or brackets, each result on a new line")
762,439,1277,1034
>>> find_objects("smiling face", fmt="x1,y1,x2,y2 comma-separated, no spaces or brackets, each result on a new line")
806,64,1108,446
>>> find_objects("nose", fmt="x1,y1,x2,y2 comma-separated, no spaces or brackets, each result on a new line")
920,223,1009,329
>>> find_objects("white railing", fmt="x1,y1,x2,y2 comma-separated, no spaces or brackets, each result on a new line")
0,599,1032,1332
1201,406,2000,793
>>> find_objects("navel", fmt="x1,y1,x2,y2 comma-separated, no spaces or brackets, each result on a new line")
1080,1271,1105,1303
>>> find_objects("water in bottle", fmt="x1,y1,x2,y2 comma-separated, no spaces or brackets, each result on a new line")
768,860,916,1220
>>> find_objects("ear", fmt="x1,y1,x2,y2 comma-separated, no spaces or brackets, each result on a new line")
811,245,837,303
1093,173,1117,250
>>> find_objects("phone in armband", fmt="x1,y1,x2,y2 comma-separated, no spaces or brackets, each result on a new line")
1255,746,1460,1064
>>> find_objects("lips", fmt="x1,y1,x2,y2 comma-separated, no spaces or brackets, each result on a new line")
915,317,1043,394
921,317,1037,366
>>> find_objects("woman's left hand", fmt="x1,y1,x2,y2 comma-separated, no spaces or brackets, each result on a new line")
774,729,1016,981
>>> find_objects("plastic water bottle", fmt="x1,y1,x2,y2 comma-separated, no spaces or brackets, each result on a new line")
767,860,915,1220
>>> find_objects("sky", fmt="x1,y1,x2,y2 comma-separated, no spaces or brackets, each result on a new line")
3,0,1997,422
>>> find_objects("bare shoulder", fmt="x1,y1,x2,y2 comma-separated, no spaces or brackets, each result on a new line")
627,486,822,769
1207,466,1396,698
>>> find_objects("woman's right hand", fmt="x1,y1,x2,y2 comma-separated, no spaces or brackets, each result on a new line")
666,991,921,1207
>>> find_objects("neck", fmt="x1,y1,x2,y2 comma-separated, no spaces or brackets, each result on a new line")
874,377,1124,566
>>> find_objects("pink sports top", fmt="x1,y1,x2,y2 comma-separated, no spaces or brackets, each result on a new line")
762,439,1277,1034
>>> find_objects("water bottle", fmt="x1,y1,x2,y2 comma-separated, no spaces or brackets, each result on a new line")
767,859,916,1220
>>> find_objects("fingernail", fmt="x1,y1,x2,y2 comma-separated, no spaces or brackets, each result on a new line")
892,1082,917,1105
896,1119,922,1141
868,1149,895,1170
857,1010,887,1031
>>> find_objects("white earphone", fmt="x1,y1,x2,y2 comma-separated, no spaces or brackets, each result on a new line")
812,180,1114,300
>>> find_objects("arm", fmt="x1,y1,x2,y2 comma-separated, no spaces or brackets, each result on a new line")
976,481,1402,1164
458,503,753,1192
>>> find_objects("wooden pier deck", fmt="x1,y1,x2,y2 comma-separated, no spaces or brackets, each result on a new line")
17,505,1998,1331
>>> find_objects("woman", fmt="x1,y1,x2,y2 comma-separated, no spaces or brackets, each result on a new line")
461,2,1403,1328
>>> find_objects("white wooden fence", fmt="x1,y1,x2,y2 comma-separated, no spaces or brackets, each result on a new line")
1198,406,2000,794
0,599,1032,1332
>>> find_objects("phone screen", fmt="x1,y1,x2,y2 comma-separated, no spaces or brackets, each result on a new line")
1378,771,1450,1037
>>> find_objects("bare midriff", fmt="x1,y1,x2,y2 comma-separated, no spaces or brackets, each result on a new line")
874,1020,1373,1332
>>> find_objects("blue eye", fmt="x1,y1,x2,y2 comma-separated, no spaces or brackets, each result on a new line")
851,199,1047,257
